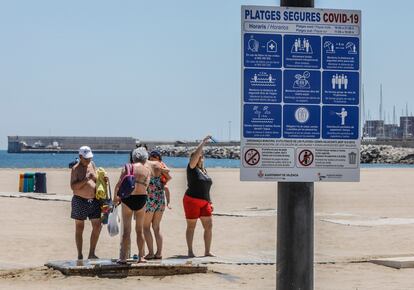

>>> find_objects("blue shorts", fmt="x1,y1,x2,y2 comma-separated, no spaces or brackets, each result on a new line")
71,195,101,220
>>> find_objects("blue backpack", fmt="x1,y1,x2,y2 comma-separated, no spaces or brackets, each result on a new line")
117,164,135,199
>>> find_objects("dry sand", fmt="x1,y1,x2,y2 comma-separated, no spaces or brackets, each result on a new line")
1,167,414,289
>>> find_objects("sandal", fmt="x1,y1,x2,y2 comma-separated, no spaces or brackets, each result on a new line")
117,259,128,265
144,254,155,260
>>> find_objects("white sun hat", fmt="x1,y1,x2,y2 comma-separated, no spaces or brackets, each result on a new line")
79,146,93,159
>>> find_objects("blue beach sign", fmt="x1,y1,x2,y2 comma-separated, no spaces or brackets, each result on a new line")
241,6,361,182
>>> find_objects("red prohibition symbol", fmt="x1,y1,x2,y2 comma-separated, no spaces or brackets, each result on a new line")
298,149,314,166
244,149,260,166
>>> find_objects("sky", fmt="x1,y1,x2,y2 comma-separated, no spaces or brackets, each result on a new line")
0,0,412,149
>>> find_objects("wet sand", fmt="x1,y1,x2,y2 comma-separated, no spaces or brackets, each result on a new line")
1,168,414,289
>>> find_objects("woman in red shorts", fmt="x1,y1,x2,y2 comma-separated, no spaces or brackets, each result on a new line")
183,135,214,257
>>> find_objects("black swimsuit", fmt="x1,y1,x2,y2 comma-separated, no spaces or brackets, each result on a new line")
120,167,149,211
121,195,147,211
185,165,212,202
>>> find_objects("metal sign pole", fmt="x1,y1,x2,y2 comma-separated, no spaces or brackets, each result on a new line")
277,1,314,289
241,0,360,288
277,182,314,289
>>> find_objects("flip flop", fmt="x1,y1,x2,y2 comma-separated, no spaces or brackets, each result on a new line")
117,259,128,265
144,254,155,260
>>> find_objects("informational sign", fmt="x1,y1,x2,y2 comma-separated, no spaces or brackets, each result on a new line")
241,6,361,182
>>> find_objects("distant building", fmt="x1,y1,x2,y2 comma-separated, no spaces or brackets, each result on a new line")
363,116,414,140
363,120,384,138
400,117,414,139
8,136,139,153
383,124,400,139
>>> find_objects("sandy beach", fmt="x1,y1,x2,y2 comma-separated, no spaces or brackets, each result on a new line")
1,167,414,289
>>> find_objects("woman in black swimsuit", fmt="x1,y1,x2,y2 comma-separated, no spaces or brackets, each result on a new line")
114,147,151,263
183,135,214,257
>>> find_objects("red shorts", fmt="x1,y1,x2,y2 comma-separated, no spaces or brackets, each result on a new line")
183,194,212,219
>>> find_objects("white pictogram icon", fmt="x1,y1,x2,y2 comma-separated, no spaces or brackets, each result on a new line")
331,74,349,90
251,72,275,86
324,41,357,55
248,35,259,52
291,37,313,54
267,40,277,53
295,107,310,123
293,71,311,89
346,42,357,54
253,105,271,119
324,41,335,53
336,108,348,125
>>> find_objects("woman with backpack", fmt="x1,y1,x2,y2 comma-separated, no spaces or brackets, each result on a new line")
114,147,151,263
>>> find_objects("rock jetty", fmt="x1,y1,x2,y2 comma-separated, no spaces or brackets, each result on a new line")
360,145,414,164
154,144,414,164
153,145,240,160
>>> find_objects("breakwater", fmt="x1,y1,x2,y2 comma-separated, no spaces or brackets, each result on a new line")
155,144,414,164
154,145,241,160
360,145,414,164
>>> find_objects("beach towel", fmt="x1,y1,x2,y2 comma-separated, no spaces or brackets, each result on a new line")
95,167,108,200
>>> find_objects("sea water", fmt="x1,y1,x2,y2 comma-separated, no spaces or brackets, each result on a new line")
0,150,413,169
0,150,240,168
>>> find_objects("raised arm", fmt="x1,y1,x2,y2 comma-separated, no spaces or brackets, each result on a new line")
189,135,211,169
